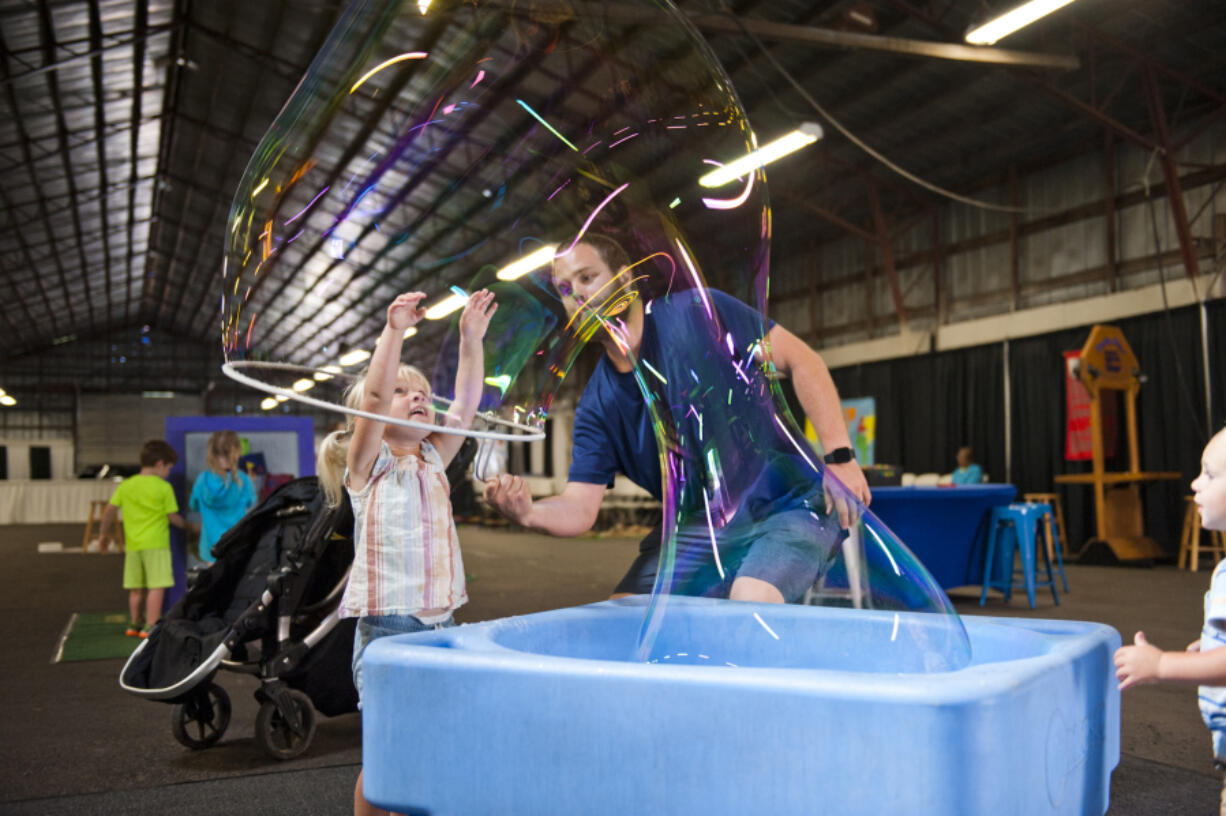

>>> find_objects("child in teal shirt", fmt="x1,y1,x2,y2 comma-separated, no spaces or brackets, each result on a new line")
189,430,257,562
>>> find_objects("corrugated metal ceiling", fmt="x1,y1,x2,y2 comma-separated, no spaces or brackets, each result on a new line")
1,0,1222,369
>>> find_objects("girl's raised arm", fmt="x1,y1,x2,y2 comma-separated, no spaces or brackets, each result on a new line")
430,289,497,466
348,292,427,491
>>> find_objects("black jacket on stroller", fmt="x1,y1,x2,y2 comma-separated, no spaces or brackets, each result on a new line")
119,476,357,759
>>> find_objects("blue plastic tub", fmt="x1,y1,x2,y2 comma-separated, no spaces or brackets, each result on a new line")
362,597,1120,815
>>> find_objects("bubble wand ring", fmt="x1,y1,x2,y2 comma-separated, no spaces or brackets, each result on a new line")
222,361,545,442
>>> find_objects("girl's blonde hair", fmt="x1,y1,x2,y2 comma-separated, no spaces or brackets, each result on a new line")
342,362,431,411
315,363,433,507
317,428,350,508
206,430,242,480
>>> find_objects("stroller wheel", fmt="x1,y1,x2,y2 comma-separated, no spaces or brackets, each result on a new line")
255,689,317,760
171,683,231,750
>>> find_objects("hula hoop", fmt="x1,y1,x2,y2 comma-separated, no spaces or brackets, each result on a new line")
222,361,546,442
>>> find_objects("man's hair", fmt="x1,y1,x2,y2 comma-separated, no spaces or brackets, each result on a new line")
552,234,632,285
140,439,179,467
579,233,631,276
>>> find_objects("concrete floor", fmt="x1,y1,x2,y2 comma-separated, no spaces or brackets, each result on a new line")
0,521,1219,813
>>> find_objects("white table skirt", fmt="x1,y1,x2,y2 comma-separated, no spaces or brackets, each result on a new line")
0,481,122,524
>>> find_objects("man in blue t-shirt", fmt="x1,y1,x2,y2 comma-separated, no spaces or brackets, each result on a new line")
484,235,871,603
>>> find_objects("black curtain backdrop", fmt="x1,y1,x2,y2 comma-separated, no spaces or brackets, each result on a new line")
814,298,1224,558
825,344,1006,483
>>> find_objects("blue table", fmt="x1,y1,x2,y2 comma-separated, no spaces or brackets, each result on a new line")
867,484,1018,589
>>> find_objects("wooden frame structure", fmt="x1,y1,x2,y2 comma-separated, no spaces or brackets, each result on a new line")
1054,324,1180,560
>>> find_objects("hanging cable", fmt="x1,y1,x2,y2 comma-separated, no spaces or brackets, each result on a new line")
1145,153,1209,442
710,2,1055,215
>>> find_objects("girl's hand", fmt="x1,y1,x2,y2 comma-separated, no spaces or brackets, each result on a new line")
459,289,498,343
388,292,428,331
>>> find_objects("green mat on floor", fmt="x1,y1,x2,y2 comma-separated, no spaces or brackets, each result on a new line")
53,612,142,663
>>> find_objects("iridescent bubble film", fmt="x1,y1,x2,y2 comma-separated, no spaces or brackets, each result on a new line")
221,0,969,670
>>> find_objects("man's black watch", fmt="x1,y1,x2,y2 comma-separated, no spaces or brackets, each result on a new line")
823,447,855,465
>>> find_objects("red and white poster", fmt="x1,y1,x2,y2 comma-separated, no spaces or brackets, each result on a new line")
1064,350,1117,461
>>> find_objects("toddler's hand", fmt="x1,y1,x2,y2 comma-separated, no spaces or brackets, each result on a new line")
388,292,428,331
1114,631,1163,690
459,289,498,343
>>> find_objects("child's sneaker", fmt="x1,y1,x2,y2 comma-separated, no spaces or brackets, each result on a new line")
138,628,150,639
125,624,141,637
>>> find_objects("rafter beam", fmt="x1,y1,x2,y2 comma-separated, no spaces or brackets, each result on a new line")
683,10,1079,70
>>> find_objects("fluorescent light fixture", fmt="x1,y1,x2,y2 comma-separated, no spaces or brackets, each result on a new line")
403,327,418,340
0,395,14,406
965,0,1076,45
339,348,371,367
496,244,557,281
321,364,342,374
313,370,333,381
425,292,469,320
292,379,315,392
699,122,823,188
0,388,6,397
274,394,290,403
260,397,278,410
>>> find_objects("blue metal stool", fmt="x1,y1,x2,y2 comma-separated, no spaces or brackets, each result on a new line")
979,503,1060,609
1037,505,1070,593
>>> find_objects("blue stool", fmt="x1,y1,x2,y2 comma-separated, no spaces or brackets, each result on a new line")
979,503,1060,609
1038,506,1070,593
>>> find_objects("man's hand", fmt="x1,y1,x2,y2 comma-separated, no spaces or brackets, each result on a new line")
823,460,871,529
387,292,427,332
459,289,497,343
1114,631,1164,690
484,474,533,526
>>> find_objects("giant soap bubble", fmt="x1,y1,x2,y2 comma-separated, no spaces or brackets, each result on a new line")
220,0,970,670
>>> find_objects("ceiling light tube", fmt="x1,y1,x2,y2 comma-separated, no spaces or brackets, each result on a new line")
292,379,315,392
0,395,15,407
403,327,418,340
698,122,823,188
496,244,558,281
339,348,371,367
965,0,1077,46
260,397,278,410
425,292,469,320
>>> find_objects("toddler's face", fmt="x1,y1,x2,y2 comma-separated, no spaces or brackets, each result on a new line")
393,376,435,427
1192,432,1226,532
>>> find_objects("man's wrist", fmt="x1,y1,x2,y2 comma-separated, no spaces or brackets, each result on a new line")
823,446,855,465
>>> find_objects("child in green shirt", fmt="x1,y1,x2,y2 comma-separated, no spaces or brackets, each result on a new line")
99,439,199,637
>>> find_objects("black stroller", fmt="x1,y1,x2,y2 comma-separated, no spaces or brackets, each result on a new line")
120,476,358,760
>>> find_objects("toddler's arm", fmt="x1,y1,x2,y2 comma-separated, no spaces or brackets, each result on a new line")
349,292,428,489
1115,631,1226,689
98,503,119,551
168,512,201,537
431,290,497,466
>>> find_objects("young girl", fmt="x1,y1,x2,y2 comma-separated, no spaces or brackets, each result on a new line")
188,430,257,563
1115,427,1226,793
319,289,496,816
